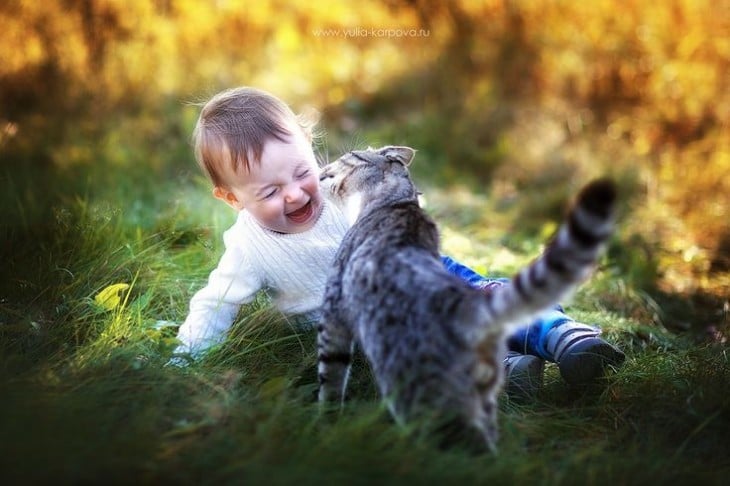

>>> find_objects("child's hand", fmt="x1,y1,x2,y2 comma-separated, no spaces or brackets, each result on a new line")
165,354,194,368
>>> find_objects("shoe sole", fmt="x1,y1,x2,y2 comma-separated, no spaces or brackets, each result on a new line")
558,338,626,386
506,356,545,401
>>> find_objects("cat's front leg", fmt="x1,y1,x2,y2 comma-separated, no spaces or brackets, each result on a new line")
317,316,354,406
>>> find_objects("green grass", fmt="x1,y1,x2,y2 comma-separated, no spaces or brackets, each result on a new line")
2,128,730,485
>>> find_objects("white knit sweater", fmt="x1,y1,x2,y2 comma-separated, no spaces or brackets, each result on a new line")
173,199,350,357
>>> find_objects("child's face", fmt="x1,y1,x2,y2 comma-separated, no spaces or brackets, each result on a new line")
213,126,323,234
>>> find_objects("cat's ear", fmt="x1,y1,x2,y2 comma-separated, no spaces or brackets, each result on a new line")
380,146,415,167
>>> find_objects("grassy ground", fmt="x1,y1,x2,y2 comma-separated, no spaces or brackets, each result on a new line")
3,2,729,483
2,122,730,485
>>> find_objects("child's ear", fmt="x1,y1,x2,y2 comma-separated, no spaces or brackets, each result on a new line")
213,186,244,211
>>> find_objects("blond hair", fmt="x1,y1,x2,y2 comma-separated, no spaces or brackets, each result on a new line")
192,87,315,187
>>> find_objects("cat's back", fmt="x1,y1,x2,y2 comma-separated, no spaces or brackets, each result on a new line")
333,200,448,315
338,201,439,258
333,200,486,385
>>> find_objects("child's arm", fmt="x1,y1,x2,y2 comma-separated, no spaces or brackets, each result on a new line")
170,239,262,364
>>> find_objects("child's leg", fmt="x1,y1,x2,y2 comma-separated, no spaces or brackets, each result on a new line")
441,255,496,287
441,255,559,357
442,255,543,399
441,256,625,386
505,308,569,359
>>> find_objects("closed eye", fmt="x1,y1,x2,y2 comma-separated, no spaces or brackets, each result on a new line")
319,168,334,180
260,188,277,200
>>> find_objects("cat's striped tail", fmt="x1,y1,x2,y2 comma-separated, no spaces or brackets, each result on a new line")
483,178,617,332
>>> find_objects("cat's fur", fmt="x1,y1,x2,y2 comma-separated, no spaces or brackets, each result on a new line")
317,146,616,452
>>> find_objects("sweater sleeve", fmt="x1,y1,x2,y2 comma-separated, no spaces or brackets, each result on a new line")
172,229,262,360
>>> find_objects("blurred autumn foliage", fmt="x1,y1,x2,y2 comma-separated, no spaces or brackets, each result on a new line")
1,0,728,299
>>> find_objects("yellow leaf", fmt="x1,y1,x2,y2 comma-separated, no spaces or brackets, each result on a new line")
94,283,130,311
259,376,289,400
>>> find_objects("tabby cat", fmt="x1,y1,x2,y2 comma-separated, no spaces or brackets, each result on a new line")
317,146,616,452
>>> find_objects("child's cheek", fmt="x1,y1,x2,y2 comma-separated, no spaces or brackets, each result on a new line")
304,175,321,195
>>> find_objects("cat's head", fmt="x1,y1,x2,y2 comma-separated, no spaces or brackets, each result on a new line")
319,146,417,224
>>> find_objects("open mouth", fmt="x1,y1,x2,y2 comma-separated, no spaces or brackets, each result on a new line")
286,201,314,224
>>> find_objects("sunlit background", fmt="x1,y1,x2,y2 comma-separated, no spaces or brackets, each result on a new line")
2,0,728,327
2,2,730,481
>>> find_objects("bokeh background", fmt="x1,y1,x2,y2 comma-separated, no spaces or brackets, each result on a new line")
1,1,730,482
1,0,728,339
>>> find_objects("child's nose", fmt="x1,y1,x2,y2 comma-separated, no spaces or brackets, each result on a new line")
284,184,304,203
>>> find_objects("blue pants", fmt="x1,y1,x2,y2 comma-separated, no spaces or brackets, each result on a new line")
441,256,571,361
